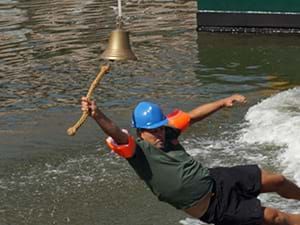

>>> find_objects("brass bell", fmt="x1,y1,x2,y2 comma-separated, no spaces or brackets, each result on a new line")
101,28,137,61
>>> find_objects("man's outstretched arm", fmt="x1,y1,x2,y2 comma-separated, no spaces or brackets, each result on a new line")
81,96,128,145
188,94,246,126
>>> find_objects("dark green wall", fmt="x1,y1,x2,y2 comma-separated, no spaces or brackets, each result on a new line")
198,0,300,13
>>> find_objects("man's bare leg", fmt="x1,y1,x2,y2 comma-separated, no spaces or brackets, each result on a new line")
261,169,300,200
262,207,300,225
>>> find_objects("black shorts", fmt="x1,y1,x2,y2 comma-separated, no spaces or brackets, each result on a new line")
200,165,263,225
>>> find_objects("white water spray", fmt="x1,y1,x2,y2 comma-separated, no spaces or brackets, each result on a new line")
239,87,300,185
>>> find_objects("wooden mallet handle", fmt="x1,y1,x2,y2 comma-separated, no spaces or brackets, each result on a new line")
67,65,110,136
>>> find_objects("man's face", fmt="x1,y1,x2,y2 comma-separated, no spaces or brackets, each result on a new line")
138,126,166,149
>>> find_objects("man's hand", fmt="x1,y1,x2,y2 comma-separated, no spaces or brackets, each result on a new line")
81,96,98,118
223,94,247,107
81,96,128,144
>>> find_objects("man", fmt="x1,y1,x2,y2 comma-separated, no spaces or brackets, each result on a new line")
81,94,300,225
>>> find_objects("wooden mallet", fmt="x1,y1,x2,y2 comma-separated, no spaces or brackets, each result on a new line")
67,28,137,136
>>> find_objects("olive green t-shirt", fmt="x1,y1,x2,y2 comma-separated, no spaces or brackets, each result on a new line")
127,127,214,209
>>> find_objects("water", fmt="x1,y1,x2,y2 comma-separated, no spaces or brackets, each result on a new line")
1,0,300,224
240,88,300,185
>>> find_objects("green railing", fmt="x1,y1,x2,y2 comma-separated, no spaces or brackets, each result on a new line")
198,0,300,13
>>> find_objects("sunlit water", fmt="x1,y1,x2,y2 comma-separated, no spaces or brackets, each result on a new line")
1,0,300,225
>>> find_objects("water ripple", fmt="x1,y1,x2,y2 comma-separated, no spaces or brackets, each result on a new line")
0,0,201,113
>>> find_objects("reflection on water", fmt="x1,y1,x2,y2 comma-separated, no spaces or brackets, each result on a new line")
0,0,198,112
196,33,300,97
0,0,115,112
1,0,299,113
1,0,300,225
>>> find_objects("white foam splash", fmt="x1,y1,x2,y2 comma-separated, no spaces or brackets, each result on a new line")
178,90,300,225
179,217,206,225
239,87,300,185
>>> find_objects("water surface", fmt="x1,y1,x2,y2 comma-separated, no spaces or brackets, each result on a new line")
1,0,300,225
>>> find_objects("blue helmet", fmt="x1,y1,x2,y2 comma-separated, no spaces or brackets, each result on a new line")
131,101,168,129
